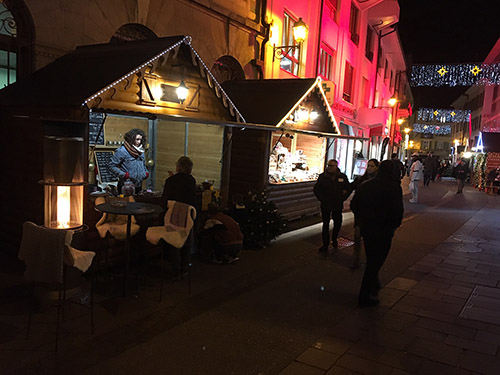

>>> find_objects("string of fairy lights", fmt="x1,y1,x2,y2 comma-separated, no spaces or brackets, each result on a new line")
417,108,471,123
413,123,452,135
410,63,500,87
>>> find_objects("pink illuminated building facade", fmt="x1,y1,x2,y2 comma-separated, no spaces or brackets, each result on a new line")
264,0,412,177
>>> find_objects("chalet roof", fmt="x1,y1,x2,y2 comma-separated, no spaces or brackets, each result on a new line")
0,36,244,121
222,78,339,134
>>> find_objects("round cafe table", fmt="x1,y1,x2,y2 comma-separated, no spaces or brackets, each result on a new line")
95,201,163,296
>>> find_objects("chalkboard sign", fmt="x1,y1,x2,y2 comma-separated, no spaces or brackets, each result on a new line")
94,150,117,183
89,112,105,145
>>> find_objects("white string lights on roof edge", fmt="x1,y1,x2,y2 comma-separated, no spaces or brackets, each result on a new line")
82,36,246,123
185,38,246,123
417,108,471,123
410,62,500,87
82,38,186,105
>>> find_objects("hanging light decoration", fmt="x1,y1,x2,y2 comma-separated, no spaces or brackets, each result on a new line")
417,108,471,122
410,62,500,87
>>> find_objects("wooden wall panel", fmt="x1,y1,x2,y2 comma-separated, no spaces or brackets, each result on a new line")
188,123,223,189
103,116,148,145
156,120,186,189
295,135,326,172
229,128,270,202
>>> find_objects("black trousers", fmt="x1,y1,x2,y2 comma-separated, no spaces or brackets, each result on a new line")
423,172,432,186
359,231,393,302
321,206,343,247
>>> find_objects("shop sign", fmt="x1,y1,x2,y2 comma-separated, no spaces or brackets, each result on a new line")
332,102,357,119
321,81,335,106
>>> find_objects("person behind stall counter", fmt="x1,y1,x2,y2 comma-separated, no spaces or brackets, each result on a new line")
109,128,149,195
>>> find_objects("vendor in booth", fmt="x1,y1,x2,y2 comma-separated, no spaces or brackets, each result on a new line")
110,128,149,194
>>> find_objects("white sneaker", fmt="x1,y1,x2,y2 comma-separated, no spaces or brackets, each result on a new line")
409,199,417,203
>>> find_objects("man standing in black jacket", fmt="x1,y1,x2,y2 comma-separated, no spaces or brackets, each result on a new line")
350,160,404,307
314,159,352,253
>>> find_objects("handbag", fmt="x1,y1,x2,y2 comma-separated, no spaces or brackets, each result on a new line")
409,181,415,190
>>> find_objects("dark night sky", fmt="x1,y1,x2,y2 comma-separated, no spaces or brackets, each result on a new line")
398,0,499,109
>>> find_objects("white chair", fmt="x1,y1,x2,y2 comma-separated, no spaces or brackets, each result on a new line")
18,222,96,351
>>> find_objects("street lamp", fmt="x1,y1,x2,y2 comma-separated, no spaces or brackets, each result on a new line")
273,17,308,62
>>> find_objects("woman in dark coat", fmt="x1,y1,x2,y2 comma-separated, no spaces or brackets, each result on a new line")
350,160,404,306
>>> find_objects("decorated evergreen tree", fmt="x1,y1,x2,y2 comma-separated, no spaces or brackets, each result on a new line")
234,190,286,249
473,154,487,190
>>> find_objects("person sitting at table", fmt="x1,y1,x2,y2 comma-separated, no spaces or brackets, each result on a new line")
161,156,197,210
109,128,149,195
160,156,197,277
199,204,243,264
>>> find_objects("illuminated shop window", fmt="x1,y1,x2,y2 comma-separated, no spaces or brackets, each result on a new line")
269,131,326,184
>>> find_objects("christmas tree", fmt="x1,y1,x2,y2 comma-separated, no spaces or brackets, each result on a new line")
234,190,286,249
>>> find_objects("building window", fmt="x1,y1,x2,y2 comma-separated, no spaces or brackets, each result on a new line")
0,0,33,88
318,45,334,80
384,59,389,79
325,0,341,23
365,25,374,61
280,12,300,76
343,62,354,103
361,77,370,108
390,70,394,89
349,4,359,45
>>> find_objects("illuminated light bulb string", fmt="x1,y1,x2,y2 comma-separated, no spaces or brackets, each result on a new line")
410,63,500,87
413,123,452,135
82,36,246,123
417,108,471,123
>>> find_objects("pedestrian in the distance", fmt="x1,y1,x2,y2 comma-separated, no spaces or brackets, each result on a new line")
313,159,352,253
423,152,434,187
452,158,469,194
350,160,404,307
409,153,423,203
350,158,379,269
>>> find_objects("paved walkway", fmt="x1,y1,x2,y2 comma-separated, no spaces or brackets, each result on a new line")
1,179,499,374
280,188,500,375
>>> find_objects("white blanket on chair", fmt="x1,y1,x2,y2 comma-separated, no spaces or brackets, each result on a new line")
95,196,140,240
146,200,196,248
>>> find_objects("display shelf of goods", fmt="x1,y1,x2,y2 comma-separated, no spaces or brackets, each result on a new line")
230,190,286,249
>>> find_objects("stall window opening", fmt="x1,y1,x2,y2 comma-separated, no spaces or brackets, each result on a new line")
269,131,325,184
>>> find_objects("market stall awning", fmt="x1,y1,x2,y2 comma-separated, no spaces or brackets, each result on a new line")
222,77,340,135
0,35,244,122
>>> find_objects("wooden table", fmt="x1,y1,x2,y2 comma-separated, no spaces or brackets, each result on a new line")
95,202,163,296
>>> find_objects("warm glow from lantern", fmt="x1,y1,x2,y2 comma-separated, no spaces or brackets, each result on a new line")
293,18,308,44
57,186,71,228
388,97,397,107
404,128,410,134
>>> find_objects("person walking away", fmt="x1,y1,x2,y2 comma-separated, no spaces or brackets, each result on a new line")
431,155,440,181
453,158,469,194
423,153,434,187
314,159,352,253
350,159,379,269
350,160,404,307
409,153,423,203
161,156,197,277
109,128,149,194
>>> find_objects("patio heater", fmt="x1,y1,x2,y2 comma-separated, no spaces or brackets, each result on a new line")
41,136,86,230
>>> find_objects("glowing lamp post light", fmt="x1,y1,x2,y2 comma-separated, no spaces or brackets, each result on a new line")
273,17,308,61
